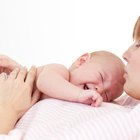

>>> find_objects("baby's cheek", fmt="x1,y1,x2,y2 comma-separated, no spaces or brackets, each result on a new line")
101,93,107,102
77,85,84,89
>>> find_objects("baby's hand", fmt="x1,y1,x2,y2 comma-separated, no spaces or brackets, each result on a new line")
77,90,103,107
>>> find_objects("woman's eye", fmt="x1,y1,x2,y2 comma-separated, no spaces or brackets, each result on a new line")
135,44,140,48
83,84,89,90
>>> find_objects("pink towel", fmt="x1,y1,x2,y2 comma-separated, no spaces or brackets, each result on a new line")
0,95,140,140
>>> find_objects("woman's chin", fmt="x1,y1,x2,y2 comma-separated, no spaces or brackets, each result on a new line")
124,86,140,100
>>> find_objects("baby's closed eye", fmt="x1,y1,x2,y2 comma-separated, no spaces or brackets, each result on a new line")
83,84,89,90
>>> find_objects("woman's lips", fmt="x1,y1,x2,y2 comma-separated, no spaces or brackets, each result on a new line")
123,71,127,79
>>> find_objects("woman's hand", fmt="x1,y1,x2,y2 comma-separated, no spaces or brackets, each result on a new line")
0,55,22,74
0,66,41,134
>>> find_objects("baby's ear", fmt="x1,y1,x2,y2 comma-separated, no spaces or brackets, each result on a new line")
74,53,91,67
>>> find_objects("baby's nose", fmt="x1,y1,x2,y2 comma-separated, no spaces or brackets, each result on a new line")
95,85,104,95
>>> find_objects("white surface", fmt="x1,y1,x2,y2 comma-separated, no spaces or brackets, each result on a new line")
0,0,140,68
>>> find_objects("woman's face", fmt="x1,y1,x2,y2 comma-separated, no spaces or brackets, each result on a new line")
123,41,140,99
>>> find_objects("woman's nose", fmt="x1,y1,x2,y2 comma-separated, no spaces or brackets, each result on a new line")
123,43,136,62
122,46,133,62
122,50,129,62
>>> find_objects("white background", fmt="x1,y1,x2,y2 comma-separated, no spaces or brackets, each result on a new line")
0,0,139,68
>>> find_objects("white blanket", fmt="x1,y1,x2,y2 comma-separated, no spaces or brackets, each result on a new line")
1,95,140,140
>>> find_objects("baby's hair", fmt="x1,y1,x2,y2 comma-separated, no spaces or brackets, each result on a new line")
133,16,140,40
90,50,122,63
90,50,125,70
90,50,125,92
90,50,118,57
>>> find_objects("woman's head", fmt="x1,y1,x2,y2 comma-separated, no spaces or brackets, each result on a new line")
123,16,140,99
133,16,140,41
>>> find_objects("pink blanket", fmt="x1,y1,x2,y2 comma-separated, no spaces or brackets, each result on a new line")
0,95,140,140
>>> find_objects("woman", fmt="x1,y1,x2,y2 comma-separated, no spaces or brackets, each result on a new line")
46,16,140,140
123,16,140,100
0,16,140,139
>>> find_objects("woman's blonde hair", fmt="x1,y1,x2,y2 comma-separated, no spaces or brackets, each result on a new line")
133,16,140,40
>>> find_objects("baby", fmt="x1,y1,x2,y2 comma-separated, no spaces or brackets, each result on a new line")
0,50,125,107
35,50,125,107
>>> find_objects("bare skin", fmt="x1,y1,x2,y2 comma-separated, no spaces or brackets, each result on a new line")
0,51,125,108
37,51,125,106
0,66,40,134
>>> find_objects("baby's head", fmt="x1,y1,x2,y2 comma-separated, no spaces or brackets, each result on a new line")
69,50,125,102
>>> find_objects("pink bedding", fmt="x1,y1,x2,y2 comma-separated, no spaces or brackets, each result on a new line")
0,95,140,140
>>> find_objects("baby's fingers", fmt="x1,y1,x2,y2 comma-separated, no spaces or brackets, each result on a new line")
91,94,103,107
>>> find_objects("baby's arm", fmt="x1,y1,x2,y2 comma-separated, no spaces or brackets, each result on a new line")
36,64,102,107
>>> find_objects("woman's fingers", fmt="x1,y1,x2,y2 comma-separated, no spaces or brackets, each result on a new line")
16,67,27,81
8,66,36,82
25,66,36,84
0,73,8,81
0,65,39,123
8,68,20,80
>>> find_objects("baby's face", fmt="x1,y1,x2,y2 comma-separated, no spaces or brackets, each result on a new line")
70,56,124,102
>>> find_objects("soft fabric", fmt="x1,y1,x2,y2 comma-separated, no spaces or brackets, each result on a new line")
0,95,140,140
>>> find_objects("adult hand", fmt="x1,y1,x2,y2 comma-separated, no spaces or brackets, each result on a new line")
0,66,41,134
0,55,22,74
